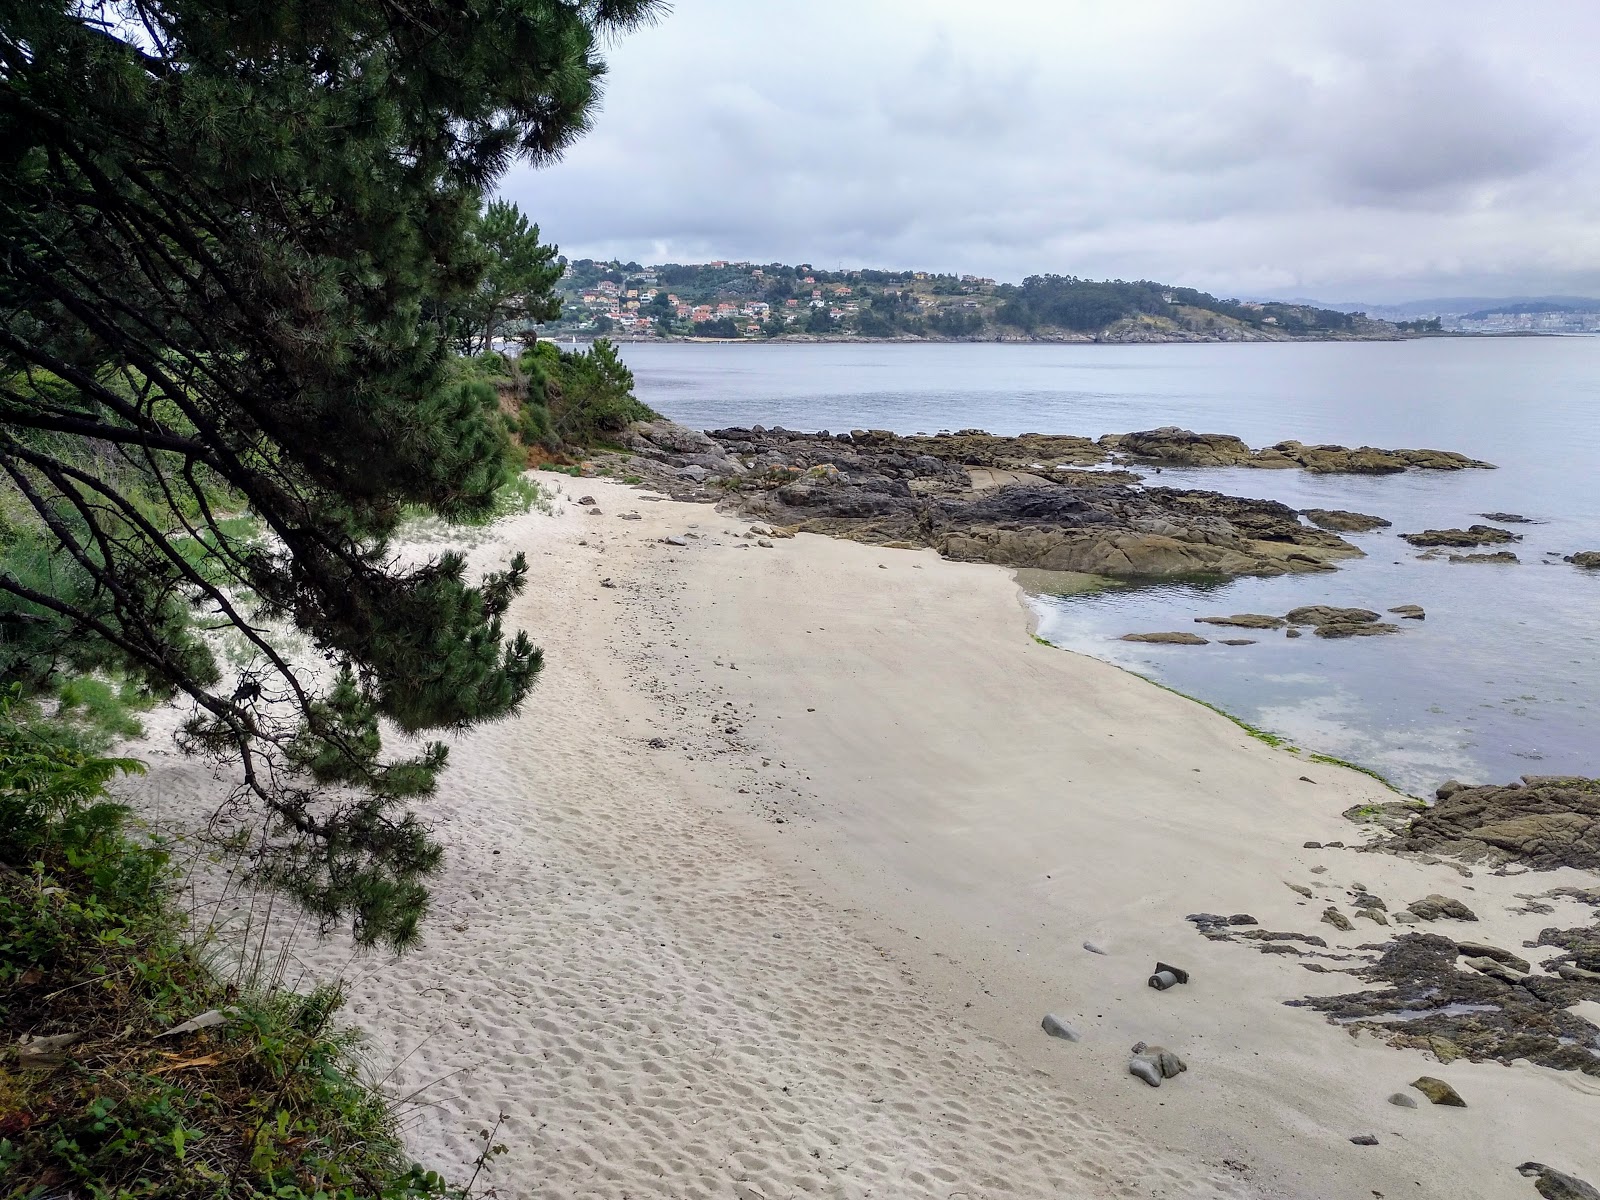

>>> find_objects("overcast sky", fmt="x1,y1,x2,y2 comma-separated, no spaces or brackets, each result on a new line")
496,1,1600,304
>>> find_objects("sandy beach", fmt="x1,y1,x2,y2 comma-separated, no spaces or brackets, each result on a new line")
127,476,1600,1199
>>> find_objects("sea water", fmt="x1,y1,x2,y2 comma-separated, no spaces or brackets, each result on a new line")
619,338,1600,794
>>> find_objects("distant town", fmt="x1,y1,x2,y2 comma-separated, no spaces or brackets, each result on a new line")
538,259,1600,343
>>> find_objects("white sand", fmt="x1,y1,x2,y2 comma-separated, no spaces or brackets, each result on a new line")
125,477,1600,1199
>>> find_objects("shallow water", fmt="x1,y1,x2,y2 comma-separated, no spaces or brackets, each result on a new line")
619,339,1600,794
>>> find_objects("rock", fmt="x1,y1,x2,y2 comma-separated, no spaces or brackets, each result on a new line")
1387,1092,1418,1108
1455,943,1532,973
16,1031,82,1067
1519,1162,1600,1200
1563,551,1600,569
1285,626,1302,638
619,512,642,520
587,506,602,515
1220,638,1256,645
662,536,689,547
1321,907,1354,931
577,495,597,506
1349,1134,1379,1146
1285,606,1381,626
646,737,668,749
1448,550,1519,563
1228,913,1258,925
1128,1057,1164,1087
1315,621,1401,638
1407,894,1478,921
1388,604,1426,619
1389,776,1600,871
1303,841,1322,848
1120,631,1209,645
1392,910,1419,924
1463,955,1525,985
1286,882,1314,898
1356,910,1389,925
1143,1046,1187,1078
1041,1013,1081,1042
1410,1076,1466,1106
1351,893,1388,911
1478,512,1534,523
1303,509,1392,532
1401,525,1521,548
1082,941,1108,955
1194,613,1286,629
757,539,774,548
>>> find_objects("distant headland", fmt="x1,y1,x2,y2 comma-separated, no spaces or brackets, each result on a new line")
546,258,1445,344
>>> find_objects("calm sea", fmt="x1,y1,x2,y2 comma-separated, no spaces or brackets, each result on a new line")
618,339,1600,794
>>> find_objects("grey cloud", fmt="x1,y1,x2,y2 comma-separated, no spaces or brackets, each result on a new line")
499,1,1600,302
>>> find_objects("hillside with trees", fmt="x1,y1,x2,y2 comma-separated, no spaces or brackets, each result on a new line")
544,260,1405,343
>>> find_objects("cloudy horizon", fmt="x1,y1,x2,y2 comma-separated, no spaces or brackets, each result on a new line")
495,1,1600,306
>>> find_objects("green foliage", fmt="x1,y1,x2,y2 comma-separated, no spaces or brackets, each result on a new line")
0,0,663,947
0,711,462,1198
513,339,657,451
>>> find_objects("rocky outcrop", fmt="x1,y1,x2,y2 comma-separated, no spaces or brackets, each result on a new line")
1389,604,1426,619
1401,525,1521,547
1102,428,1493,473
1303,509,1392,532
1194,614,1285,629
1388,777,1600,871
1284,606,1380,627
1448,551,1519,564
1121,632,1208,645
1565,551,1600,569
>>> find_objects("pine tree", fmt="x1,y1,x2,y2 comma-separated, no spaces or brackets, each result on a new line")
460,200,566,354
0,0,663,948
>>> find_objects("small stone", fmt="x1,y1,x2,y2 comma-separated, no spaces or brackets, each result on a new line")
1310,865,1328,874
1410,1076,1466,1106
1128,1057,1163,1087
1349,1134,1379,1146
647,737,667,749
1388,1092,1418,1108
1142,1046,1187,1078
757,539,774,548
1285,626,1302,638
1303,841,1323,849
1041,1014,1081,1042
1286,882,1314,898
1356,910,1389,925
1351,893,1387,911
1392,910,1419,924
577,495,597,506
1321,907,1353,931
588,507,602,515
1119,631,1208,645
1388,604,1426,620
1407,894,1478,921
1227,913,1257,925
619,512,642,520
1300,776,1317,784
662,536,689,547
1082,941,1108,955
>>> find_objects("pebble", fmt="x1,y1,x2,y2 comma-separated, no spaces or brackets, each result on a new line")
1388,1092,1418,1108
1082,941,1108,955
662,536,689,547
757,539,774,548
1349,1134,1379,1146
1040,1014,1081,1042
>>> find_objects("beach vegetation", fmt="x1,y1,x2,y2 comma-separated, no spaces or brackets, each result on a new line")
0,699,464,1197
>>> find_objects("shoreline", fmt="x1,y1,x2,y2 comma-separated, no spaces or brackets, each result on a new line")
123,476,1600,1199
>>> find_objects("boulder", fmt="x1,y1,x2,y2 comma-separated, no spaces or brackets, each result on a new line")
1448,551,1520,564
1120,632,1208,645
1285,606,1380,626
1400,525,1521,547
1114,427,1254,467
1321,907,1354,931
1565,551,1600,569
1303,508,1392,532
1315,621,1400,638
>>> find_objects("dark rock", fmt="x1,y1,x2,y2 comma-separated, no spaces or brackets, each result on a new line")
1322,907,1354,931
1388,604,1426,619
1304,841,1323,848
1194,613,1286,629
1478,512,1534,523
1285,626,1302,638
1351,894,1388,912
1389,776,1600,871
1410,1076,1466,1106
1408,894,1478,921
1315,621,1401,638
1401,524,1521,548
1304,509,1392,532
577,495,597,506
1220,638,1257,645
1448,550,1520,564
1228,913,1258,925
1349,1134,1379,1146
1455,943,1532,973
1519,1163,1600,1200
1565,551,1600,569
1121,631,1208,645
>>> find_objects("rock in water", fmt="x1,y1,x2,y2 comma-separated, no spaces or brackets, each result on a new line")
1303,509,1392,532
1388,604,1426,619
1285,605,1381,626
1406,894,1478,921
1315,621,1401,638
1193,613,1286,629
1410,1076,1467,1106
1128,1057,1163,1087
1401,524,1521,547
1478,512,1534,523
1448,550,1519,564
1388,1092,1418,1107
1566,551,1600,569
1321,907,1354,931
1518,1163,1600,1200
1120,631,1208,645
1041,1014,1081,1042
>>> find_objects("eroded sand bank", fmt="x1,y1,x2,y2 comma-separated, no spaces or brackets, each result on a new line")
126,477,1600,1199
